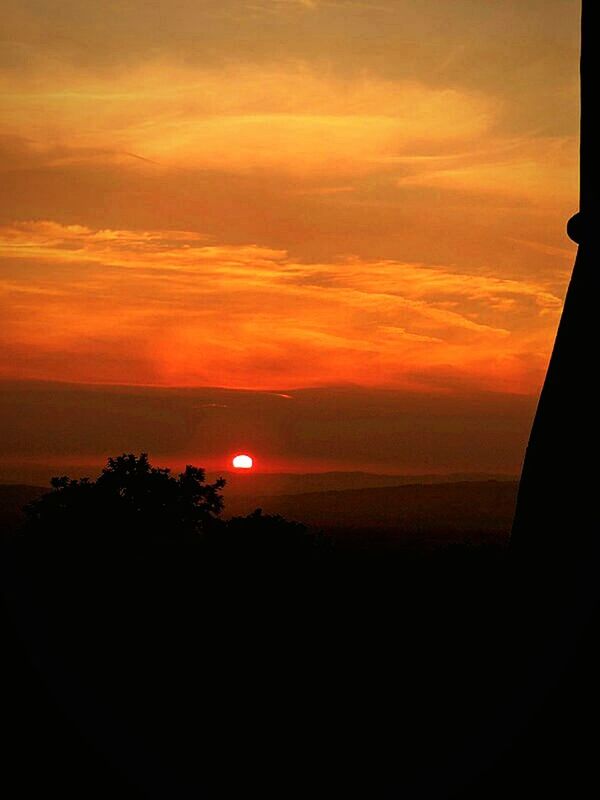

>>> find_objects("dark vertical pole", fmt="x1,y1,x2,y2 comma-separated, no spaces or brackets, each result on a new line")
567,0,596,237
510,1,598,583
578,0,596,221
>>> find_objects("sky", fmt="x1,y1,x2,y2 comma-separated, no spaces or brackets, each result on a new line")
0,1,580,478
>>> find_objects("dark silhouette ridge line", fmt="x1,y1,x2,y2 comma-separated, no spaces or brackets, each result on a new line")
0,479,518,544
0,471,518,499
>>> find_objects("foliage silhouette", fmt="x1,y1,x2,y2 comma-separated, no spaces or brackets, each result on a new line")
24,453,227,538
21,454,331,586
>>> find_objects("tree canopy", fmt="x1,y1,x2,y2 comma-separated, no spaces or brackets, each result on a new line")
24,453,226,537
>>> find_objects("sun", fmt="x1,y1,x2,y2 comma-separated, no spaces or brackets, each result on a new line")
232,454,254,469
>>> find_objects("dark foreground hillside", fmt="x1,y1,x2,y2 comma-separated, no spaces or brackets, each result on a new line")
2,530,510,798
1,462,599,798
0,484,46,533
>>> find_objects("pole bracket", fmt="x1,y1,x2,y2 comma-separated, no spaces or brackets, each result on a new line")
567,212,584,243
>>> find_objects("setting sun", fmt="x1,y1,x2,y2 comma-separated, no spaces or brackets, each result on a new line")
232,454,254,470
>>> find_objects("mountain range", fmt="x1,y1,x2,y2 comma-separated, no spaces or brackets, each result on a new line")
0,475,518,547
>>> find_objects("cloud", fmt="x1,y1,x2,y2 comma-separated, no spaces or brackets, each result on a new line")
1,62,496,176
394,135,577,204
0,220,562,393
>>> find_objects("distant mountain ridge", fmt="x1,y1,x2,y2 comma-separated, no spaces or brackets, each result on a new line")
206,470,517,497
223,480,519,545
0,477,518,545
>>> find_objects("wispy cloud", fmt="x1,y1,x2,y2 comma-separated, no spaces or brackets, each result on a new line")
0,220,562,393
1,63,494,176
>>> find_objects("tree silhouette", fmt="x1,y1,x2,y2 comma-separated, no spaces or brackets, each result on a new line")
22,453,319,559
206,505,327,573
24,453,226,538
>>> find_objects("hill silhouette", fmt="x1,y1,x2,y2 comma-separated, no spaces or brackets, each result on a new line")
206,469,516,497
0,477,517,545
223,479,517,545
1,453,516,798
1,453,597,797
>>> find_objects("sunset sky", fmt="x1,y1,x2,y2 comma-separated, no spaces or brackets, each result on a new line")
0,1,580,479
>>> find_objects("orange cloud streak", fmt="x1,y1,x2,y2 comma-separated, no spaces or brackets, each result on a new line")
0,220,563,393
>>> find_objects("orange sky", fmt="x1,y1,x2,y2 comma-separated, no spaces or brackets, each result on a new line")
0,1,581,476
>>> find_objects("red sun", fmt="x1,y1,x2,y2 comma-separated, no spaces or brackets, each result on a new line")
232,454,253,469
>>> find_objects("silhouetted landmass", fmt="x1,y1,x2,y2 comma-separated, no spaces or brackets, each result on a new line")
0,454,506,796
0,483,45,533
0,478,517,546
1,453,596,797
206,469,516,497
223,480,518,546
